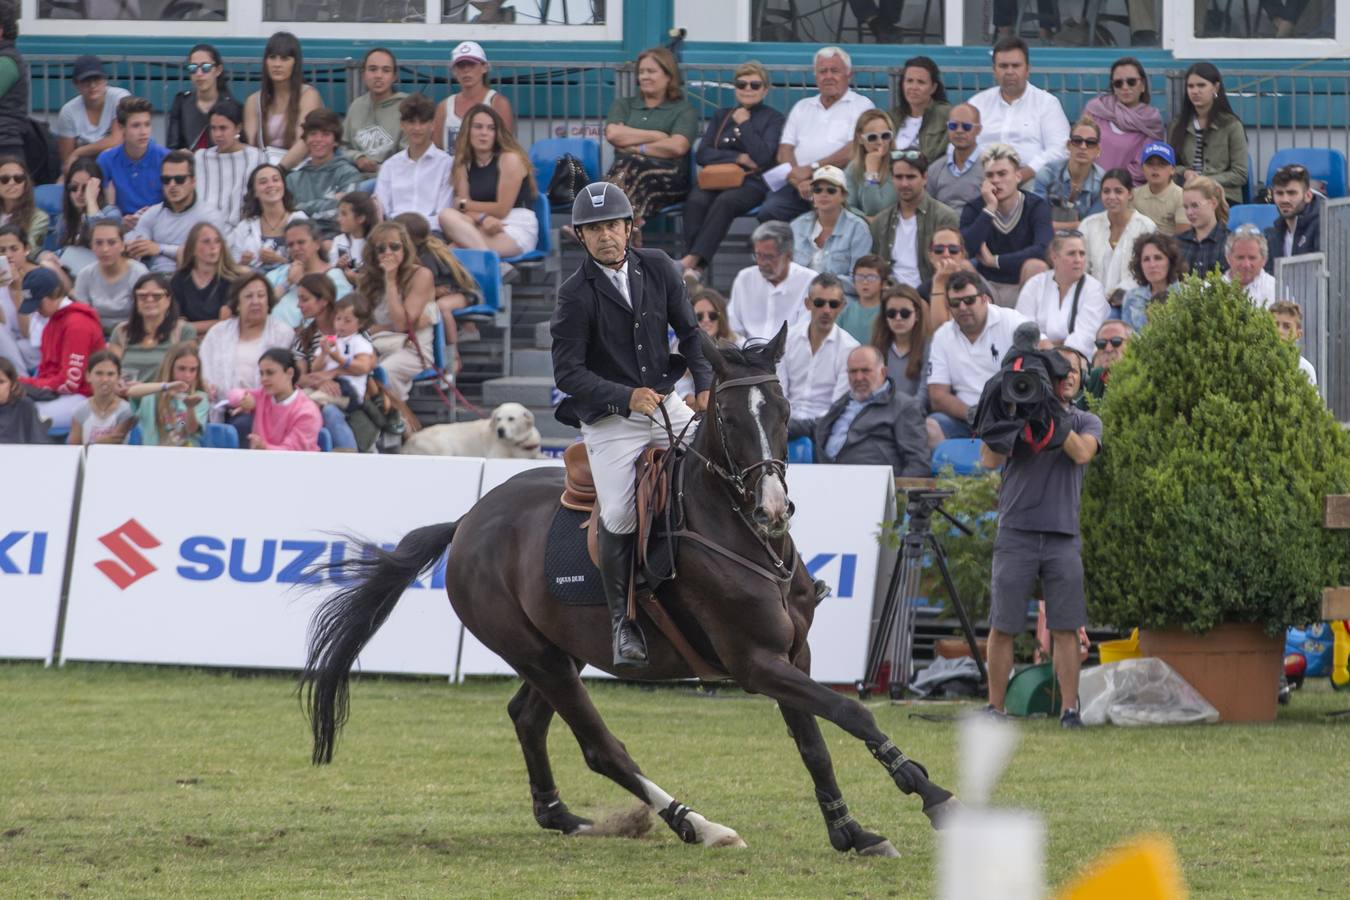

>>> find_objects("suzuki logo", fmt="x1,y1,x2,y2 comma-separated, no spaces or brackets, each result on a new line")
95,519,161,590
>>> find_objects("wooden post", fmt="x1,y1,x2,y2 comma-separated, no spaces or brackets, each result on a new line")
1322,495,1350,618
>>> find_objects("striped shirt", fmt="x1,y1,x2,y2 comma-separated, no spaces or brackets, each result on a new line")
194,145,265,228
1190,118,1205,173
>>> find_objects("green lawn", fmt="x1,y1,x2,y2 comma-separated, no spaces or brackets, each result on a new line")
1,663,1345,898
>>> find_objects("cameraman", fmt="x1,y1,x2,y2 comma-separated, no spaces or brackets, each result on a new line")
979,346,1101,729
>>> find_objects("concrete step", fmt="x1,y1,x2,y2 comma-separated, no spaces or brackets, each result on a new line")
511,348,553,378
530,406,580,440
482,376,556,408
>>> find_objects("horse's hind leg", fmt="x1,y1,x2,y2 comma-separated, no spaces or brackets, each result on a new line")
519,657,746,849
507,676,593,835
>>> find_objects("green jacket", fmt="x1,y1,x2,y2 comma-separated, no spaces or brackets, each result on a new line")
341,92,408,166
894,101,951,167
286,154,365,224
1172,111,1249,206
868,192,959,285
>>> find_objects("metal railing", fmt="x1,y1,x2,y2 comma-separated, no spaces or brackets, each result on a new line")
1274,252,1329,404
1323,198,1350,422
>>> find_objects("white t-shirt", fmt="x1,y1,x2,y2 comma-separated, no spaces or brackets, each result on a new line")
53,87,131,146
780,90,876,168
927,304,1034,406
896,114,923,150
1299,356,1318,385
320,331,375,399
71,397,133,444
891,213,921,287
1014,271,1109,361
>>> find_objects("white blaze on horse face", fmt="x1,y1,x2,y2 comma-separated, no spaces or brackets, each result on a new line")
748,386,789,521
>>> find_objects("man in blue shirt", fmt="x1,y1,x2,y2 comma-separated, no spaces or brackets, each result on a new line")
96,96,170,222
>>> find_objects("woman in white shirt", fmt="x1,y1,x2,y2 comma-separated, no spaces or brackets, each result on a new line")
1016,230,1108,361
1080,167,1155,299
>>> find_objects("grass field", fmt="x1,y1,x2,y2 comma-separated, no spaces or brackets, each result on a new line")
1,663,1346,899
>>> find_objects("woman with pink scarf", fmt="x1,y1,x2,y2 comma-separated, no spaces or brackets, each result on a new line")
1083,57,1164,186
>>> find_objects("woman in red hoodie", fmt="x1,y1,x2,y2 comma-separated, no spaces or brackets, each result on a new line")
228,347,320,452
18,267,105,430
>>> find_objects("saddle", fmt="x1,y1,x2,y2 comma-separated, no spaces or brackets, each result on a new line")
559,442,727,682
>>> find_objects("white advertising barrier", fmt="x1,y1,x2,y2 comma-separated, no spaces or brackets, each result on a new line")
0,444,82,664
62,445,482,674
455,459,894,685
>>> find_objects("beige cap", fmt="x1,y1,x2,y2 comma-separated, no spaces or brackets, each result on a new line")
810,165,847,190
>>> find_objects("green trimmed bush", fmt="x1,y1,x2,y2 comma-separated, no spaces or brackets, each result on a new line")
1082,271,1350,634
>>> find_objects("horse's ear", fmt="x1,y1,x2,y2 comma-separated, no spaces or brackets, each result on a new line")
763,322,789,366
698,329,730,379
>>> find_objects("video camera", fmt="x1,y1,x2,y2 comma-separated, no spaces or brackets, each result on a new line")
972,322,1072,455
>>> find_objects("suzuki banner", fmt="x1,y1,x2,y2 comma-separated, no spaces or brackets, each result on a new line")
0,445,82,665
62,446,482,674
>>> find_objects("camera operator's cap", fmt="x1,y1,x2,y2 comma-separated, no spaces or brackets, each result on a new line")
1141,141,1175,166
452,41,488,65
810,165,847,190
72,55,108,83
18,269,62,315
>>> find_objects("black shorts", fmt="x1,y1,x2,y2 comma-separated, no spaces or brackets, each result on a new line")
989,526,1087,634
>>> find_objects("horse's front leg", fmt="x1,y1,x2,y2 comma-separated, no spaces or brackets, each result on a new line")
741,651,960,828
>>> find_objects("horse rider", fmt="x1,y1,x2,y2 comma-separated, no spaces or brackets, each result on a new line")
550,182,713,668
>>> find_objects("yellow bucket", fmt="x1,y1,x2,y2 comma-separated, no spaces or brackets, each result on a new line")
1098,629,1142,664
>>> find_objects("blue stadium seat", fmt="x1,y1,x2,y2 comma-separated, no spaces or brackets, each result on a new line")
411,317,448,384
528,138,601,199
203,422,239,449
34,184,63,253
126,422,143,445
1227,203,1280,232
931,438,984,476
317,427,332,452
787,435,815,463
504,191,551,266
450,247,503,321
1265,148,1348,199
47,425,69,443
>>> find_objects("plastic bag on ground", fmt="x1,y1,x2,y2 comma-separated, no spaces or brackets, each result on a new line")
1078,657,1220,726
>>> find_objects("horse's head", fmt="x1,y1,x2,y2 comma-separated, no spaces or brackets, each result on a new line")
698,324,793,538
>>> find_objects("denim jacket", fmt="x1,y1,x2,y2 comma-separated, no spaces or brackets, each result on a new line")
790,208,873,296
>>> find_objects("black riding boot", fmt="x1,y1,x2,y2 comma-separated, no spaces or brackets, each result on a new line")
597,522,648,667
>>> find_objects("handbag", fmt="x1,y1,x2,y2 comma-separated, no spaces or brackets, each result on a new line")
546,153,588,208
696,111,748,191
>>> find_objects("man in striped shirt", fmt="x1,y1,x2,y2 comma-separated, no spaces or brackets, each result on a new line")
193,99,263,229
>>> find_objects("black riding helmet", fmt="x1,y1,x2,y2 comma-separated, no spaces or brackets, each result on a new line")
572,181,634,228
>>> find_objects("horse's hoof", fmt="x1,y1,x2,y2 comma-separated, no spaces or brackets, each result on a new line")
564,822,595,836
923,797,962,830
707,832,747,849
859,839,901,858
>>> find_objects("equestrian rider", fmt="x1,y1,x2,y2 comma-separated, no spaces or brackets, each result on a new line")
550,182,712,668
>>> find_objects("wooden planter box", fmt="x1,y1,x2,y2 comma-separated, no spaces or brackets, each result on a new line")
1138,623,1285,722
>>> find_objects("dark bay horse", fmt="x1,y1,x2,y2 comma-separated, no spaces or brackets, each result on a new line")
301,326,958,855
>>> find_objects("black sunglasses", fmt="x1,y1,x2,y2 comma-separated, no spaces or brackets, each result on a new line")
734,79,764,90
946,294,981,308
930,243,961,255
1112,76,1140,89
885,307,914,320
161,174,190,186
185,62,217,75
1095,336,1126,349
811,184,840,195
696,311,720,322
811,298,844,309
0,173,26,185
1069,136,1100,147
947,121,975,132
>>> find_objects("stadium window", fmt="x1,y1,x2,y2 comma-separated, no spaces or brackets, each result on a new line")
442,0,605,23
263,0,425,22
38,0,227,20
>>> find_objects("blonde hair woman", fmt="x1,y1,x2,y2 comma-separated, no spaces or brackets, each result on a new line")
1177,174,1230,276
360,220,436,402
843,109,897,218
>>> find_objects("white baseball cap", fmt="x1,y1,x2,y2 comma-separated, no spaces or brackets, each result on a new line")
452,41,488,65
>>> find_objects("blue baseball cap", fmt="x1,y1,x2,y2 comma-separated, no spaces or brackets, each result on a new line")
1141,141,1175,166
18,268,62,315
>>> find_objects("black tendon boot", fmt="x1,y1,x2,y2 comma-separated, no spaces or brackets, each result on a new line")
597,522,647,666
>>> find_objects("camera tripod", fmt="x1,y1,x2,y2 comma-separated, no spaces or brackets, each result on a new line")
859,489,988,701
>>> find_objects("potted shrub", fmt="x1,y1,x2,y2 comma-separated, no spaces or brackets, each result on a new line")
1081,271,1350,721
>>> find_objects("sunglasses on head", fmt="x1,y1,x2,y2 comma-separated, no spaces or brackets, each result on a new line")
1069,136,1100,147
161,174,190,186
734,79,763,90
0,173,26,185
811,298,844,309
890,149,922,161
885,307,914,320
946,293,981,308
185,62,217,75
863,130,893,143
1112,76,1140,89
811,184,840,195
696,311,720,322
1095,336,1126,349
947,121,975,132
1279,164,1309,178
374,242,403,254
1054,228,1084,239
930,243,961,255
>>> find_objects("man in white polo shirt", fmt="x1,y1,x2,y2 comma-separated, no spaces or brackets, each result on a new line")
968,36,1069,185
758,46,875,223
779,272,859,428
728,221,816,342
927,269,1034,445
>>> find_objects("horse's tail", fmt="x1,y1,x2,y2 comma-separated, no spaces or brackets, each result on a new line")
300,521,458,765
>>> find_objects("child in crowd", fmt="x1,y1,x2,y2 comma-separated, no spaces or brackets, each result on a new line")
837,254,887,345
0,357,47,443
229,347,321,452
71,220,147,330
96,96,170,220
313,293,375,412
1133,142,1188,237
68,349,133,444
18,267,106,430
285,109,364,238
194,99,264,228
330,191,377,279
124,342,208,446
1270,300,1318,386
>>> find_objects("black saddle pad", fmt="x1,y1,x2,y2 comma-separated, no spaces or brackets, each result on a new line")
543,506,677,607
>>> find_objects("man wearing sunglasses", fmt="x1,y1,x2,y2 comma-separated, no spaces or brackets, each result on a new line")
779,272,859,428
968,37,1070,187
926,104,984,215
125,150,224,274
1264,164,1322,274
869,148,958,290
758,46,874,224
1083,320,1132,402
